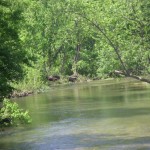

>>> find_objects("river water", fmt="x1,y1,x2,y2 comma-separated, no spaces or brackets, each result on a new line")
1,78,150,150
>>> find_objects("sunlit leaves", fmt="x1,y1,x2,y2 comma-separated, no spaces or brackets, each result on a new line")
0,99,32,127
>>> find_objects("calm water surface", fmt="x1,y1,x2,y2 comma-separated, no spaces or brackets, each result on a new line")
1,78,150,150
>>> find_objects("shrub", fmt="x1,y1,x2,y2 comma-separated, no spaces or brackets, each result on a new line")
0,99,32,127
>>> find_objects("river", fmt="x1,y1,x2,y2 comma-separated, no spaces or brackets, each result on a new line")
1,78,150,150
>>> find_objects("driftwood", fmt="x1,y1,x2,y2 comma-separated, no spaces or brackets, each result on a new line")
114,70,150,84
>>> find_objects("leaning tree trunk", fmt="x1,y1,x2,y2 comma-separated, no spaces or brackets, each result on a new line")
115,70,150,83
77,13,150,84
78,14,129,76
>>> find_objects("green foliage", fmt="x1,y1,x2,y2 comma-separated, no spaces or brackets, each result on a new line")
0,99,32,127
1,0,150,99
0,0,30,100
12,65,46,93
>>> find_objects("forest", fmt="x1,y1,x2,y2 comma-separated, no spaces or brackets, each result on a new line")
0,0,150,126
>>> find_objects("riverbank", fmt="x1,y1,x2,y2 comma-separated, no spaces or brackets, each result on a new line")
9,75,99,99
10,73,150,99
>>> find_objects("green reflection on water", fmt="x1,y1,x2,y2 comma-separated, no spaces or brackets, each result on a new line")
1,78,150,150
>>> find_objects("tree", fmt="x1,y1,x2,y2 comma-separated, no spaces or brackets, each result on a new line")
67,0,150,79
0,0,29,100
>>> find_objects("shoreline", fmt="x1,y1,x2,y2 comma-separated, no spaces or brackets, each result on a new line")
10,75,150,99
9,77,114,99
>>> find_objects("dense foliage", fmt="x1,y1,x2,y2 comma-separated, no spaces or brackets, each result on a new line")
0,0,150,99
0,0,30,100
21,0,149,78
0,99,31,127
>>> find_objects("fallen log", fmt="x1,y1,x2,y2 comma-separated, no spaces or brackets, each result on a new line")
114,70,150,84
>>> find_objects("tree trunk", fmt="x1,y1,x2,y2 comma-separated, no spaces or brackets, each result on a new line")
80,15,129,75
73,19,81,75
115,70,150,83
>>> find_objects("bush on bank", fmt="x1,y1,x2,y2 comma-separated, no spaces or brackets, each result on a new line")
0,99,32,127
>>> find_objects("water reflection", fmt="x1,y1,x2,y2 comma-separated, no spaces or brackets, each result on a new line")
1,79,150,149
